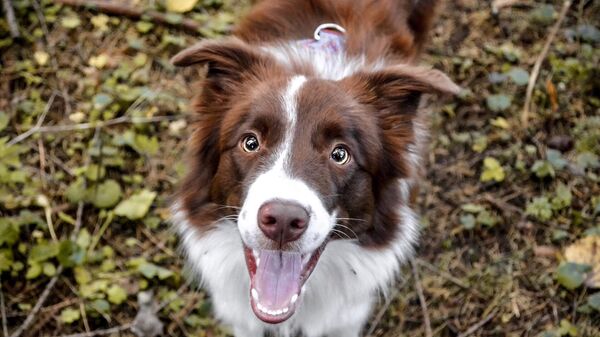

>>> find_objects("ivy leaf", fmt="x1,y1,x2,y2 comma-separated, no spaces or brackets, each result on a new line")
547,149,568,170
480,157,505,182
0,218,19,247
107,285,128,305
460,214,476,230
506,67,530,86
0,111,8,132
91,179,122,209
60,308,81,324
526,196,553,221
114,189,156,220
588,292,600,312
555,262,591,290
551,183,572,210
28,242,60,263
531,160,555,178
0,249,13,272
486,94,512,112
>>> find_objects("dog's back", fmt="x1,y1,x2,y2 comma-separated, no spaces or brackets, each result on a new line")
235,0,441,62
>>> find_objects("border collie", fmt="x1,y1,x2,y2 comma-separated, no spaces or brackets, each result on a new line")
171,0,458,336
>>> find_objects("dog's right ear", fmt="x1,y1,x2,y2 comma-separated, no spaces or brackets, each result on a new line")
171,38,276,93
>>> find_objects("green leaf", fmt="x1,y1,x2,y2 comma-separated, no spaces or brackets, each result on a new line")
29,241,60,263
25,262,42,279
65,178,88,204
61,16,81,29
0,249,13,272
114,189,157,220
531,160,555,178
551,183,572,210
477,210,498,227
58,240,85,268
91,179,122,208
486,94,512,112
480,157,505,182
90,299,110,314
460,214,476,230
526,197,553,221
588,292,600,312
506,67,529,86
0,111,8,132
0,218,20,247
555,262,592,290
74,266,92,285
60,308,81,324
530,4,556,25
547,149,568,170
107,285,127,305
461,203,485,213
42,262,56,276
576,152,600,169
93,93,114,110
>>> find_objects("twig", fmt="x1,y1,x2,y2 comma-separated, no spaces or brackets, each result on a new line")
55,323,132,337
457,309,498,337
7,93,56,146
0,276,8,337
53,0,202,33
365,281,405,337
8,115,180,146
9,266,64,337
521,0,572,127
416,258,470,289
2,0,20,38
411,259,432,337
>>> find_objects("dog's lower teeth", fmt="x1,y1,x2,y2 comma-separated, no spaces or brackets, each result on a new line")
251,288,258,300
290,294,298,304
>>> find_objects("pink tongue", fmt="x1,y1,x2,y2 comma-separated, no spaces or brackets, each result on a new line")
254,250,302,311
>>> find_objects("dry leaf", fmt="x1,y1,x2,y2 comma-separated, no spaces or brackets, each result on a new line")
564,236,600,288
546,79,559,111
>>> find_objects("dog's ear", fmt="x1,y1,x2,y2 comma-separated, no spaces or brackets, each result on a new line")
340,65,460,115
171,38,277,95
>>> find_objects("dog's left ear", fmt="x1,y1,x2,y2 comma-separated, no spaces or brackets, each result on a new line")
340,65,459,178
340,65,460,115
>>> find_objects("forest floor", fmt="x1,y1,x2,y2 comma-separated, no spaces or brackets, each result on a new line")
0,0,599,336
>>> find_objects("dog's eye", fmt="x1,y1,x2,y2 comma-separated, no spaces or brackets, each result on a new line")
331,146,350,165
242,135,260,152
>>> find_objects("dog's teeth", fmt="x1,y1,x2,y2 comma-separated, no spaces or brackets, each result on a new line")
290,294,298,304
256,257,260,266
283,307,289,313
251,288,258,300
301,285,306,293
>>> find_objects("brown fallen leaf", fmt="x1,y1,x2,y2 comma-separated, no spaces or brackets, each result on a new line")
546,78,559,112
564,236,600,288
534,245,558,258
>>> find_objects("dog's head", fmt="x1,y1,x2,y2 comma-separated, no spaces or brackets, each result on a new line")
172,38,458,323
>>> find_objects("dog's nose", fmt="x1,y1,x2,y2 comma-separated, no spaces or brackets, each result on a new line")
258,201,309,244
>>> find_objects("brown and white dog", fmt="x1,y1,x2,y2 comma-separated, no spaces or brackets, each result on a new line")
171,0,459,336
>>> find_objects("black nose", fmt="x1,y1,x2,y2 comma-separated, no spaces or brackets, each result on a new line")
258,201,309,245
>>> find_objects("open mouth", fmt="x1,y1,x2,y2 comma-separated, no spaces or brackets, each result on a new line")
243,243,326,324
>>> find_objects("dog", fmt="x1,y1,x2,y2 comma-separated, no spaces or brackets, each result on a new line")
171,0,458,336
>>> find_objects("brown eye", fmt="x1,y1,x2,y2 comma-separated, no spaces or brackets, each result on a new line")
242,135,260,152
331,146,350,165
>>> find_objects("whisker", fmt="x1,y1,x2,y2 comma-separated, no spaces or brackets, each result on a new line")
334,223,359,240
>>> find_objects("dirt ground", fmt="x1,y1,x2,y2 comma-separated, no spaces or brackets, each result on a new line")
0,0,599,336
